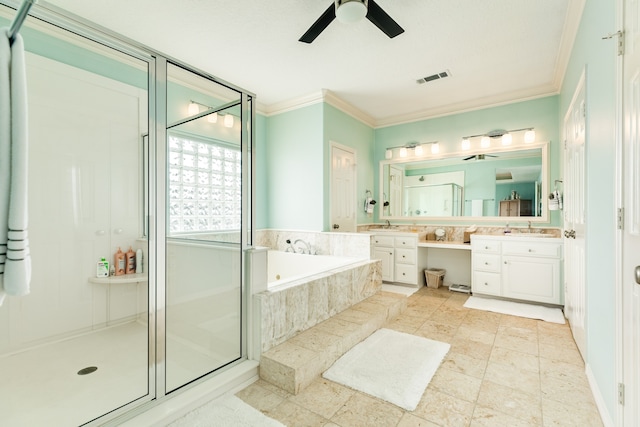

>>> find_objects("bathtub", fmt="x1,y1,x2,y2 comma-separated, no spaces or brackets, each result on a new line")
267,250,364,289
257,250,382,351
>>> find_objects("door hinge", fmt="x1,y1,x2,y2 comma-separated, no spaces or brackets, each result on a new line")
619,383,625,405
603,30,625,56
618,207,625,230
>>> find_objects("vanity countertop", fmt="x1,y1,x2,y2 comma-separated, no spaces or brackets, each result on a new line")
417,240,471,250
470,233,562,242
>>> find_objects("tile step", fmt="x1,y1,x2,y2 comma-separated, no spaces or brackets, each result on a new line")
259,291,408,395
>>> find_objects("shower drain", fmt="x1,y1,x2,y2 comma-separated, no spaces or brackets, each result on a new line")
77,366,98,375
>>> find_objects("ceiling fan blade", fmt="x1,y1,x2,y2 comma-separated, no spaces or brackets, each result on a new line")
366,0,404,38
463,155,475,161
486,154,498,157
299,3,336,43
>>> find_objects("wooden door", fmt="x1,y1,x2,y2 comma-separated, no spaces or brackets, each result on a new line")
330,142,356,232
563,71,587,359
622,0,640,420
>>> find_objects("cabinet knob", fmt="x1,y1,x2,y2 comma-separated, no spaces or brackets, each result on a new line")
402,272,406,276
484,282,488,286
528,249,533,252
485,246,489,249
402,255,406,258
504,261,507,264
484,262,489,265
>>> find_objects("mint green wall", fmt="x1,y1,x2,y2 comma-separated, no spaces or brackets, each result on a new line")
255,113,269,229
266,104,324,230
374,96,561,225
323,104,376,228
560,0,617,417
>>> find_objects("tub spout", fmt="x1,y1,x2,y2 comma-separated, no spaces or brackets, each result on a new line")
294,239,312,255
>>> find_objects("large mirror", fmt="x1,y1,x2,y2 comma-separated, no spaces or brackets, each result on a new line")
379,142,548,221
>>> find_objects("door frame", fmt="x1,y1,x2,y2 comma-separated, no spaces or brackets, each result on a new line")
329,141,357,232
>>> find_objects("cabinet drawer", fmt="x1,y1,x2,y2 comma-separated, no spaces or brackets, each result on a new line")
395,236,417,248
395,248,416,265
502,241,561,258
473,254,501,272
395,263,417,284
473,271,501,296
472,239,501,254
373,235,395,246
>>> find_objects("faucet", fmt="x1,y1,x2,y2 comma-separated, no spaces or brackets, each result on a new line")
385,219,391,229
285,239,296,253
294,239,312,254
528,221,532,233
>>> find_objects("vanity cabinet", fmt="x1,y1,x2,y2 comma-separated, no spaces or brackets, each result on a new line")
471,235,563,304
499,199,532,217
372,233,427,286
372,235,395,282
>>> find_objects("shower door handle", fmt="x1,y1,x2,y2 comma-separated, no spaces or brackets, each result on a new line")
635,265,640,285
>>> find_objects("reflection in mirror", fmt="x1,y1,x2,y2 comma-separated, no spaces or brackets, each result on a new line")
380,143,547,220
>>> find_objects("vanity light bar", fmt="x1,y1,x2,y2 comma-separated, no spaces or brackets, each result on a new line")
461,128,535,150
385,141,439,160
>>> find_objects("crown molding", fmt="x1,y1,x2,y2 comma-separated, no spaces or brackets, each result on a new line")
321,89,377,127
552,0,586,92
374,86,560,129
262,91,325,117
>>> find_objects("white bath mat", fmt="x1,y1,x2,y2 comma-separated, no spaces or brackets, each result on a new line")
464,296,565,324
323,328,450,411
168,394,284,427
382,283,419,296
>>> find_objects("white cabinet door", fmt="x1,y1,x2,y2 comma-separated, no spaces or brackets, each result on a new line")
503,256,561,304
373,247,394,282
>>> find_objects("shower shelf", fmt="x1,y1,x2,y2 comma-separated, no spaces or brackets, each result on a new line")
88,273,148,284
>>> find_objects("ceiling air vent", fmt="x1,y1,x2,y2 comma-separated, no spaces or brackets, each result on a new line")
417,70,451,84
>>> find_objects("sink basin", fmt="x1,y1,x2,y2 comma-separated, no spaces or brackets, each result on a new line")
369,227,401,232
504,232,556,238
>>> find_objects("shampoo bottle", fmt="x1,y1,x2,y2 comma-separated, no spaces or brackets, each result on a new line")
114,248,125,276
96,257,109,278
135,248,143,274
125,247,136,274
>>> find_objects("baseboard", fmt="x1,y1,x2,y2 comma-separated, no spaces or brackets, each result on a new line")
586,363,615,427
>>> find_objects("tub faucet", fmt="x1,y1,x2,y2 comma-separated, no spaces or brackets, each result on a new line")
294,239,312,255
285,239,296,253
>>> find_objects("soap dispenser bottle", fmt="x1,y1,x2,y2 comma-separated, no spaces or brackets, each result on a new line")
125,247,136,275
114,247,126,276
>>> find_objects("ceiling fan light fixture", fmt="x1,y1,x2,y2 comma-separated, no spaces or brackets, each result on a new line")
335,0,368,24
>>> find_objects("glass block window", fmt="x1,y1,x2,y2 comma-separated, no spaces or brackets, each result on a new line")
168,134,241,233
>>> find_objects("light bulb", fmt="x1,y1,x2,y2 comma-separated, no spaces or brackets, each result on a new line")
188,102,199,116
480,136,491,148
461,138,471,150
385,149,392,159
224,114,234,128
431,142,440,154
502,133,512,146
414,145,424,156
524,129,535,143
399,147,407,158
207,112,218,123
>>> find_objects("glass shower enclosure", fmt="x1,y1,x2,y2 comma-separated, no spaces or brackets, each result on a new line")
0,1,254,425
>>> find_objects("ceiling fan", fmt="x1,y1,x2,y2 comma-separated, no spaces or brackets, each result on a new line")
463,154,499,161
299,0,404,44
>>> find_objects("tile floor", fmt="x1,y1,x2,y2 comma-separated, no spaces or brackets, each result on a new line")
236,286,603,427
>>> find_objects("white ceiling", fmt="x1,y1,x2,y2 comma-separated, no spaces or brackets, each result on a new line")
42,0,583,127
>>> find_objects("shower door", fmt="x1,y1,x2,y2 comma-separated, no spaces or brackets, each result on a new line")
0,4,152,425
163,63,246,393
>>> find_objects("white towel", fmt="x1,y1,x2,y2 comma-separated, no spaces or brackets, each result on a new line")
0,29,31,305
470,199,483,216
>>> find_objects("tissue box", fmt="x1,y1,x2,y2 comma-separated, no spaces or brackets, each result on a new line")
463,231,475,243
